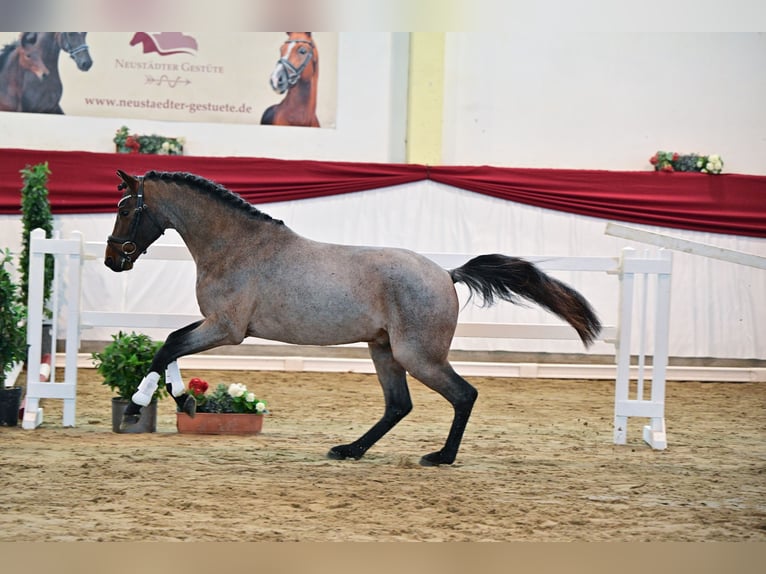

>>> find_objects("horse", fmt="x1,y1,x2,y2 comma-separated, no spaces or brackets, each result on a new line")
260,32,320,127
20,32,92,114
0,33,49,112
105,170,601,466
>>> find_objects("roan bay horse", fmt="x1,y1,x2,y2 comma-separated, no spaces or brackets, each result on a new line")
0,33,49,112
105,170,601,465
260,32,320,127
21,32,92,114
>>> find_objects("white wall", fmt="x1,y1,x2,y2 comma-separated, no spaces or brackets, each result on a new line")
442,32,766,174
4,33,763,172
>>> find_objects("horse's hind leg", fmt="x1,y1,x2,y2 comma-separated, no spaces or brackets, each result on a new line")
406,360,478,466
327,341,413,461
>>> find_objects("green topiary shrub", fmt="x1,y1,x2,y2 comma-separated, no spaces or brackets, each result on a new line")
18,162,54,311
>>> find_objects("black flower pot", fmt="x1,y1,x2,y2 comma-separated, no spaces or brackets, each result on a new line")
111,397,158,433
0,386,23,427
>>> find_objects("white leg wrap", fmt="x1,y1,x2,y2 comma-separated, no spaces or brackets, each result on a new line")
165,361,185,397
132,372,160,406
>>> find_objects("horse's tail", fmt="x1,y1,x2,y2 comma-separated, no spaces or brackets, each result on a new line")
449,254,602,347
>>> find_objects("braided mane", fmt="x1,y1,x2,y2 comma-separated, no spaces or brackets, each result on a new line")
144,170,283,225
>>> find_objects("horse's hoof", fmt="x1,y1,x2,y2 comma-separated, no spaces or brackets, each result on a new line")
327,444,363,460
181,395,197,418
119,413,141,433
419,451,454,466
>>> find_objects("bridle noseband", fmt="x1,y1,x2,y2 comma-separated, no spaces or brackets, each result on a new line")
107,177,164,268
57,33,89,61
275,39,314,90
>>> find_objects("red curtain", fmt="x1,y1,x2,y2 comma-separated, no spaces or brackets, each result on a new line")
1,148,764,238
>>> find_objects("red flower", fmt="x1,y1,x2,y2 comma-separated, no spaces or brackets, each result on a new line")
661,164,674,172
125,135,141,154
188,377,209,396
649,153,658,165
672,152,679,161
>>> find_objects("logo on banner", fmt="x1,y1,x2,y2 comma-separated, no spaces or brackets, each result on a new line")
129,33,198,56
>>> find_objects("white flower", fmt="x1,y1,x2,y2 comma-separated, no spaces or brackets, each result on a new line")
245,392,256,403
255,401,266,413
161,141,170,151
227,383,246,398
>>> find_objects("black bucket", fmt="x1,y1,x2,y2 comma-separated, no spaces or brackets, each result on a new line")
0,387,23,427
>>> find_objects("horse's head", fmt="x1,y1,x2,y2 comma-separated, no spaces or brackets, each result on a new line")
18,33,49,80
269,32,316,94
57,32,92,71
105,170,165,272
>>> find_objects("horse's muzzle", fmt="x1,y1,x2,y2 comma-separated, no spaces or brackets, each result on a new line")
77,57,93,72
270,66,290,94
104,254,133,272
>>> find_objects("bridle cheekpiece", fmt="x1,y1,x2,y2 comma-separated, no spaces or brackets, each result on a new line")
275,39,314,91
107,177,164,268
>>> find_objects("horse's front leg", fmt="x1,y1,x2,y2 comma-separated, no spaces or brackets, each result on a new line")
121,319,241,430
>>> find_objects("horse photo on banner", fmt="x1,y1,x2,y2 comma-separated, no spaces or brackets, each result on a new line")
0,32,338,127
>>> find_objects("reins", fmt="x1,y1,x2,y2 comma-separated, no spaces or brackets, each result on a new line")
107,177,164,268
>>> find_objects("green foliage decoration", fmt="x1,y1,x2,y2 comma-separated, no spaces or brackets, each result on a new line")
91,331,168,401
0,250,27,384
19,162,54,310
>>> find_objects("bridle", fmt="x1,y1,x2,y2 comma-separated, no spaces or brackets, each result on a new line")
274,39,315,90
57,33,89,61
107,177,164,268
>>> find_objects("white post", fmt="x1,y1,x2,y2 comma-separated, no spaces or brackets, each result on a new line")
48,230,61,382
613,247,635,445
61,231,83,426
22,229,46,429
642,249,672,449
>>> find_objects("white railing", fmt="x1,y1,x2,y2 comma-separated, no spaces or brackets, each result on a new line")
24,228,673,450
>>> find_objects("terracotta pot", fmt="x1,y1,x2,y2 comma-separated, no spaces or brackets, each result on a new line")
176,412,263,435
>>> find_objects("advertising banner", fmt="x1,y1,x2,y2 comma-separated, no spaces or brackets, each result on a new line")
0,32,337,127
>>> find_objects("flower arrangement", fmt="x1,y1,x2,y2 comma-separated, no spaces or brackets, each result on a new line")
649,151,723,174
187,377,267,414
114,125,184,155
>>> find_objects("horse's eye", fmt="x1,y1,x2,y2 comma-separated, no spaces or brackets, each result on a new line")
298,47,307,55
120,210,130,217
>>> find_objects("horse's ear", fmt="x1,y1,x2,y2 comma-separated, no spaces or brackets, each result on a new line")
20,32,38,46
116,170,139,191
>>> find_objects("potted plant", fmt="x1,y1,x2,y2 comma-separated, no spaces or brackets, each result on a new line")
114,125,184,155
18,162,55,376
176,377,267,435
0,250,28,426
91,331,168,433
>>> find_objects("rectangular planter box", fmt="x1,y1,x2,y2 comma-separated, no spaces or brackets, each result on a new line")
176,412,263,435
